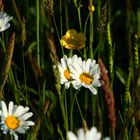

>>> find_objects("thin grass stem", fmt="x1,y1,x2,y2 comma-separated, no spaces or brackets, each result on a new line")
36,0,40,67
11,0,22,24
77,8,82,31
59,0,63,37
89,13,94,59
22,49,28,105
52,15,64,55
75,91,84,122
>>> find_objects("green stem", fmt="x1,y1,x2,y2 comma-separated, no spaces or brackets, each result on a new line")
84,13,90,36
22,49,28,105
84,13,90,58
11,0,22,24
64,90,68,132
70,89,80,130
59,0,63,37
70,93,74,130
52,15,64,55
97,0,101,22
89,13,94,59
58,90,68,139
64,0,69,30
36,0,40,67
106,22,113,80
84,89,88,111
75,92,84,122
111,128,116,140
78,8,82,31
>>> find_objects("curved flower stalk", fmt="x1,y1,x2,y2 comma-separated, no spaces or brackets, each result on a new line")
67,126,110,140
60,29,86,50
58,54,101,94
0,11,13,32
0,101,35,140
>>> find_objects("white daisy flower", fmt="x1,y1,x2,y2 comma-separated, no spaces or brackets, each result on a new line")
67,126,101,140
0,101,35,140
67,127,110,140
0,12,13,32
58,55,81,89
70,58,101,94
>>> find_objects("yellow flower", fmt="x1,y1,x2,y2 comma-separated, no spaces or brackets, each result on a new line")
60,29,85,50
88,2,95,12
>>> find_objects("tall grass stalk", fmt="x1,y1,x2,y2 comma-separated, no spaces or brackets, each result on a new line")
64,89,69,133
77,8,82,31
59,0,63,37
52,15,64,55
83,13,90,58
74,91,84,122
0,32,15,99
58,91,68,139
11,0,22,24
106,22,113,80
8,69,19,103
36,0,40,67
134,35,139,70
69,90,75,130
64,1,69,30
22,49,28,104
89,12,94,59
21,18,28,105
74,1,82,31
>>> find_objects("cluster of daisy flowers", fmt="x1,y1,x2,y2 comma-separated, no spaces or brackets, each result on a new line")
0,101,34,140
58,55,101,95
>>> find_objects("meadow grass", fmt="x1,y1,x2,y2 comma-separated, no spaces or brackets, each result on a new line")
0,0,140,140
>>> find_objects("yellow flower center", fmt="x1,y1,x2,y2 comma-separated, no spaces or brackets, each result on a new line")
64,69,71,80
5,116,20,130
79,73,93,85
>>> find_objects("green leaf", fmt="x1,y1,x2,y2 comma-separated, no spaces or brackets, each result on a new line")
115,67,127,85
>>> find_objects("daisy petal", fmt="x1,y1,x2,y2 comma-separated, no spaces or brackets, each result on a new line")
13,106,24,117
72,80,82,89
8,101,14,116
13,132,19,140
67,131,78,140
88,86,97,95
77,128,85,140
19,112,33,121
0,101,8,117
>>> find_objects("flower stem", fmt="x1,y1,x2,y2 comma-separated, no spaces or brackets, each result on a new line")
89,13,94,59
78,7,82,32
75,91,84,122
52,15,64,55
36,0,40,67
59,0,63,37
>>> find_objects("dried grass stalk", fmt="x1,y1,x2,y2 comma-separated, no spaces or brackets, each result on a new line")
98,58,116,128
0,32,16,96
